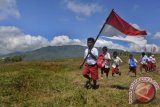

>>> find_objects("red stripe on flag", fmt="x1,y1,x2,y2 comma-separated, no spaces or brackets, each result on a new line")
106,10,147,36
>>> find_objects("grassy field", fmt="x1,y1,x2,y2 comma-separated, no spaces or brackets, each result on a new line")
0,55,160,107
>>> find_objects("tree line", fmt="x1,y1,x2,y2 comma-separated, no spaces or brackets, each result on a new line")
0,55,23,63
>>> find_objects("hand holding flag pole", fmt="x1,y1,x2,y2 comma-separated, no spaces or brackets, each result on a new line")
79,9,114,69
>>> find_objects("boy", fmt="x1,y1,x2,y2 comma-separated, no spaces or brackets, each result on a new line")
128,54,137,77
99,46,111,79
82,37,98,89
139,52,148,73
111,51,123,76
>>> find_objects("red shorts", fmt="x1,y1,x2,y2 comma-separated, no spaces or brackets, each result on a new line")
147,62,152,69
151,63,156,69
82,64,98,80
140,64,147,69
112,67,119,74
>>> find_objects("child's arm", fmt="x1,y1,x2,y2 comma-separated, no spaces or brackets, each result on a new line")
119,57,123,63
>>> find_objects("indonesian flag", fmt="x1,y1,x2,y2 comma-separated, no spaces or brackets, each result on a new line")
100,10,147,45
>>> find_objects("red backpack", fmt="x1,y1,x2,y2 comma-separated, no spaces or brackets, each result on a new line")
97,53,105,68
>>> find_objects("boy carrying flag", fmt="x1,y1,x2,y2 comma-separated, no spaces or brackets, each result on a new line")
82,37,99,89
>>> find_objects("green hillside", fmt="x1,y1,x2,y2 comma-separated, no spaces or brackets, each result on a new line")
0,45,125,61
0,55,160,107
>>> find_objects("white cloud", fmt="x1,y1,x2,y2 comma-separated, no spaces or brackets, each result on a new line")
154,32,160,39
131,23,141,29
0,26,49,54
128,43,159,53
1,26,159,54
0,0,20,20
0,26,129,54
50,35,85,46
95,39,127,51
65,0,102,17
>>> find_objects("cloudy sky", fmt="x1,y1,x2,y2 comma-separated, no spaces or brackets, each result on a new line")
0,0,160,54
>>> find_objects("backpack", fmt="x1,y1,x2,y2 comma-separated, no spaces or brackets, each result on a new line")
97,53,105,68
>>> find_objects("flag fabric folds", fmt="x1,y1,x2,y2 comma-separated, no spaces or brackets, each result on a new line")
100,10,147,45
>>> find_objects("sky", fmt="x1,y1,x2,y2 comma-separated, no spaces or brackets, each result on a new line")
0,0,160,54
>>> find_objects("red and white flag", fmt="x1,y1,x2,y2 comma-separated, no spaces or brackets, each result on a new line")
100,10,147,45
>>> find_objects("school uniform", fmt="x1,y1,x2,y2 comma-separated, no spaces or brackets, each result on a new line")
82,47,98,80
111,56,122,75
104,52,111,69
128,58,137,72
99,52,111,78
140,55,148,69
147,56,152,71
150,56,156,70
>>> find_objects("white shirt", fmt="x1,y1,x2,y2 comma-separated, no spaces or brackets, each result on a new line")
112,56,123,68
84,47,98,65
140,55,148,64
150,56,156,63
104,52,111,68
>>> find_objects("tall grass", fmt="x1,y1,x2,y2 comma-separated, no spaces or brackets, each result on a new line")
0,56,160,107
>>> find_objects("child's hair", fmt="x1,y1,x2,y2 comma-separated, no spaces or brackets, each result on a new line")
129,54,133,58
113,51,118,56
141,52,145,56
87,37,95,43
102,46,107,50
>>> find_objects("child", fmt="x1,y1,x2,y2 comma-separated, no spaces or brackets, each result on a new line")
111,51,123,76
150,55,156,71
139,52,148,73
97,46,111,79
128,54,137,77
82,37,98,89
147,53,152,72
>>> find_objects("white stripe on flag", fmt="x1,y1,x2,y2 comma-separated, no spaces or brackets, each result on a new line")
101,24,147,45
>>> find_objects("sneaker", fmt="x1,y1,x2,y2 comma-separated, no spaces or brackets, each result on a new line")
92,85,99,90
84,80,91,89
112,73,114,76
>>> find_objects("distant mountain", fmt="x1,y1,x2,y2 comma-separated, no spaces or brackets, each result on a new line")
0,45,125,61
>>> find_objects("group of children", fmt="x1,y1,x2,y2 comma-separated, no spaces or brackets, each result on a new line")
82,37,157,89
97,47,123,78
139,52,156,73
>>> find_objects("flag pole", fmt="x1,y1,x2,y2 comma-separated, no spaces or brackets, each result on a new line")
79,9,114,69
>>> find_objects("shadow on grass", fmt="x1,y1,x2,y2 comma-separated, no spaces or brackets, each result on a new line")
110,85,129,90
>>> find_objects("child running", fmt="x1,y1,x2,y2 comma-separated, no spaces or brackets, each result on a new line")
128,54,137,77
98,46,111,79
111,51,123,76
139,52,148,73
150,55,156,71
82,37,99,89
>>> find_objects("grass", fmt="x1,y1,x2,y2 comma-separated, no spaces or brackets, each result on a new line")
0,56,160,107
